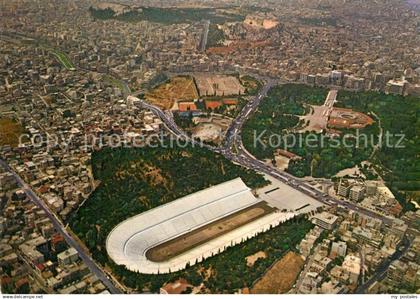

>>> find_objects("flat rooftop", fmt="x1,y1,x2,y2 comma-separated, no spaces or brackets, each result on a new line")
257,175,324,214
313,211,339,225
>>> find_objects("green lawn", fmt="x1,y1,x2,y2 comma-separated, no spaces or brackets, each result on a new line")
50,49,75,70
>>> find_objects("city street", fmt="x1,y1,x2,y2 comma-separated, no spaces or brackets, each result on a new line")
0,160,124,294
132,82,394,226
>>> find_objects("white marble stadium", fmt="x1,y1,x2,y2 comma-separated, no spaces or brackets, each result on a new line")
106,178,295,274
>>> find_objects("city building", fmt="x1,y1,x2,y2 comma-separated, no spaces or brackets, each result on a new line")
349,186,365,202
57,248,79,267
337,180,351,198
330,241,347,259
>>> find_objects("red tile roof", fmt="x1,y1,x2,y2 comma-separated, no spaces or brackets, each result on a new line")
223,99,238,105
205,100,222,110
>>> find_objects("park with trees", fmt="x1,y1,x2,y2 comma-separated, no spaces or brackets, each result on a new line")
242,84,327,160
242,84,419,209
69,144,314,293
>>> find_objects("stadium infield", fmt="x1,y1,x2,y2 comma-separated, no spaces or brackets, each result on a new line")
146,201,276,262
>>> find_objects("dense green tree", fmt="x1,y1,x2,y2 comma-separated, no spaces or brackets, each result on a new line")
243,84,419,209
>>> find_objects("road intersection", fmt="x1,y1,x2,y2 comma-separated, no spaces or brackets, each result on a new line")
0,78,394,294
131,81,394,226
0,160,124,294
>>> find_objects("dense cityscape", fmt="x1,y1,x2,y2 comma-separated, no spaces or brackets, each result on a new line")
0,0,419,296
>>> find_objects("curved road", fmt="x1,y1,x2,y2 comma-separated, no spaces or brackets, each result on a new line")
131,81,393,226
